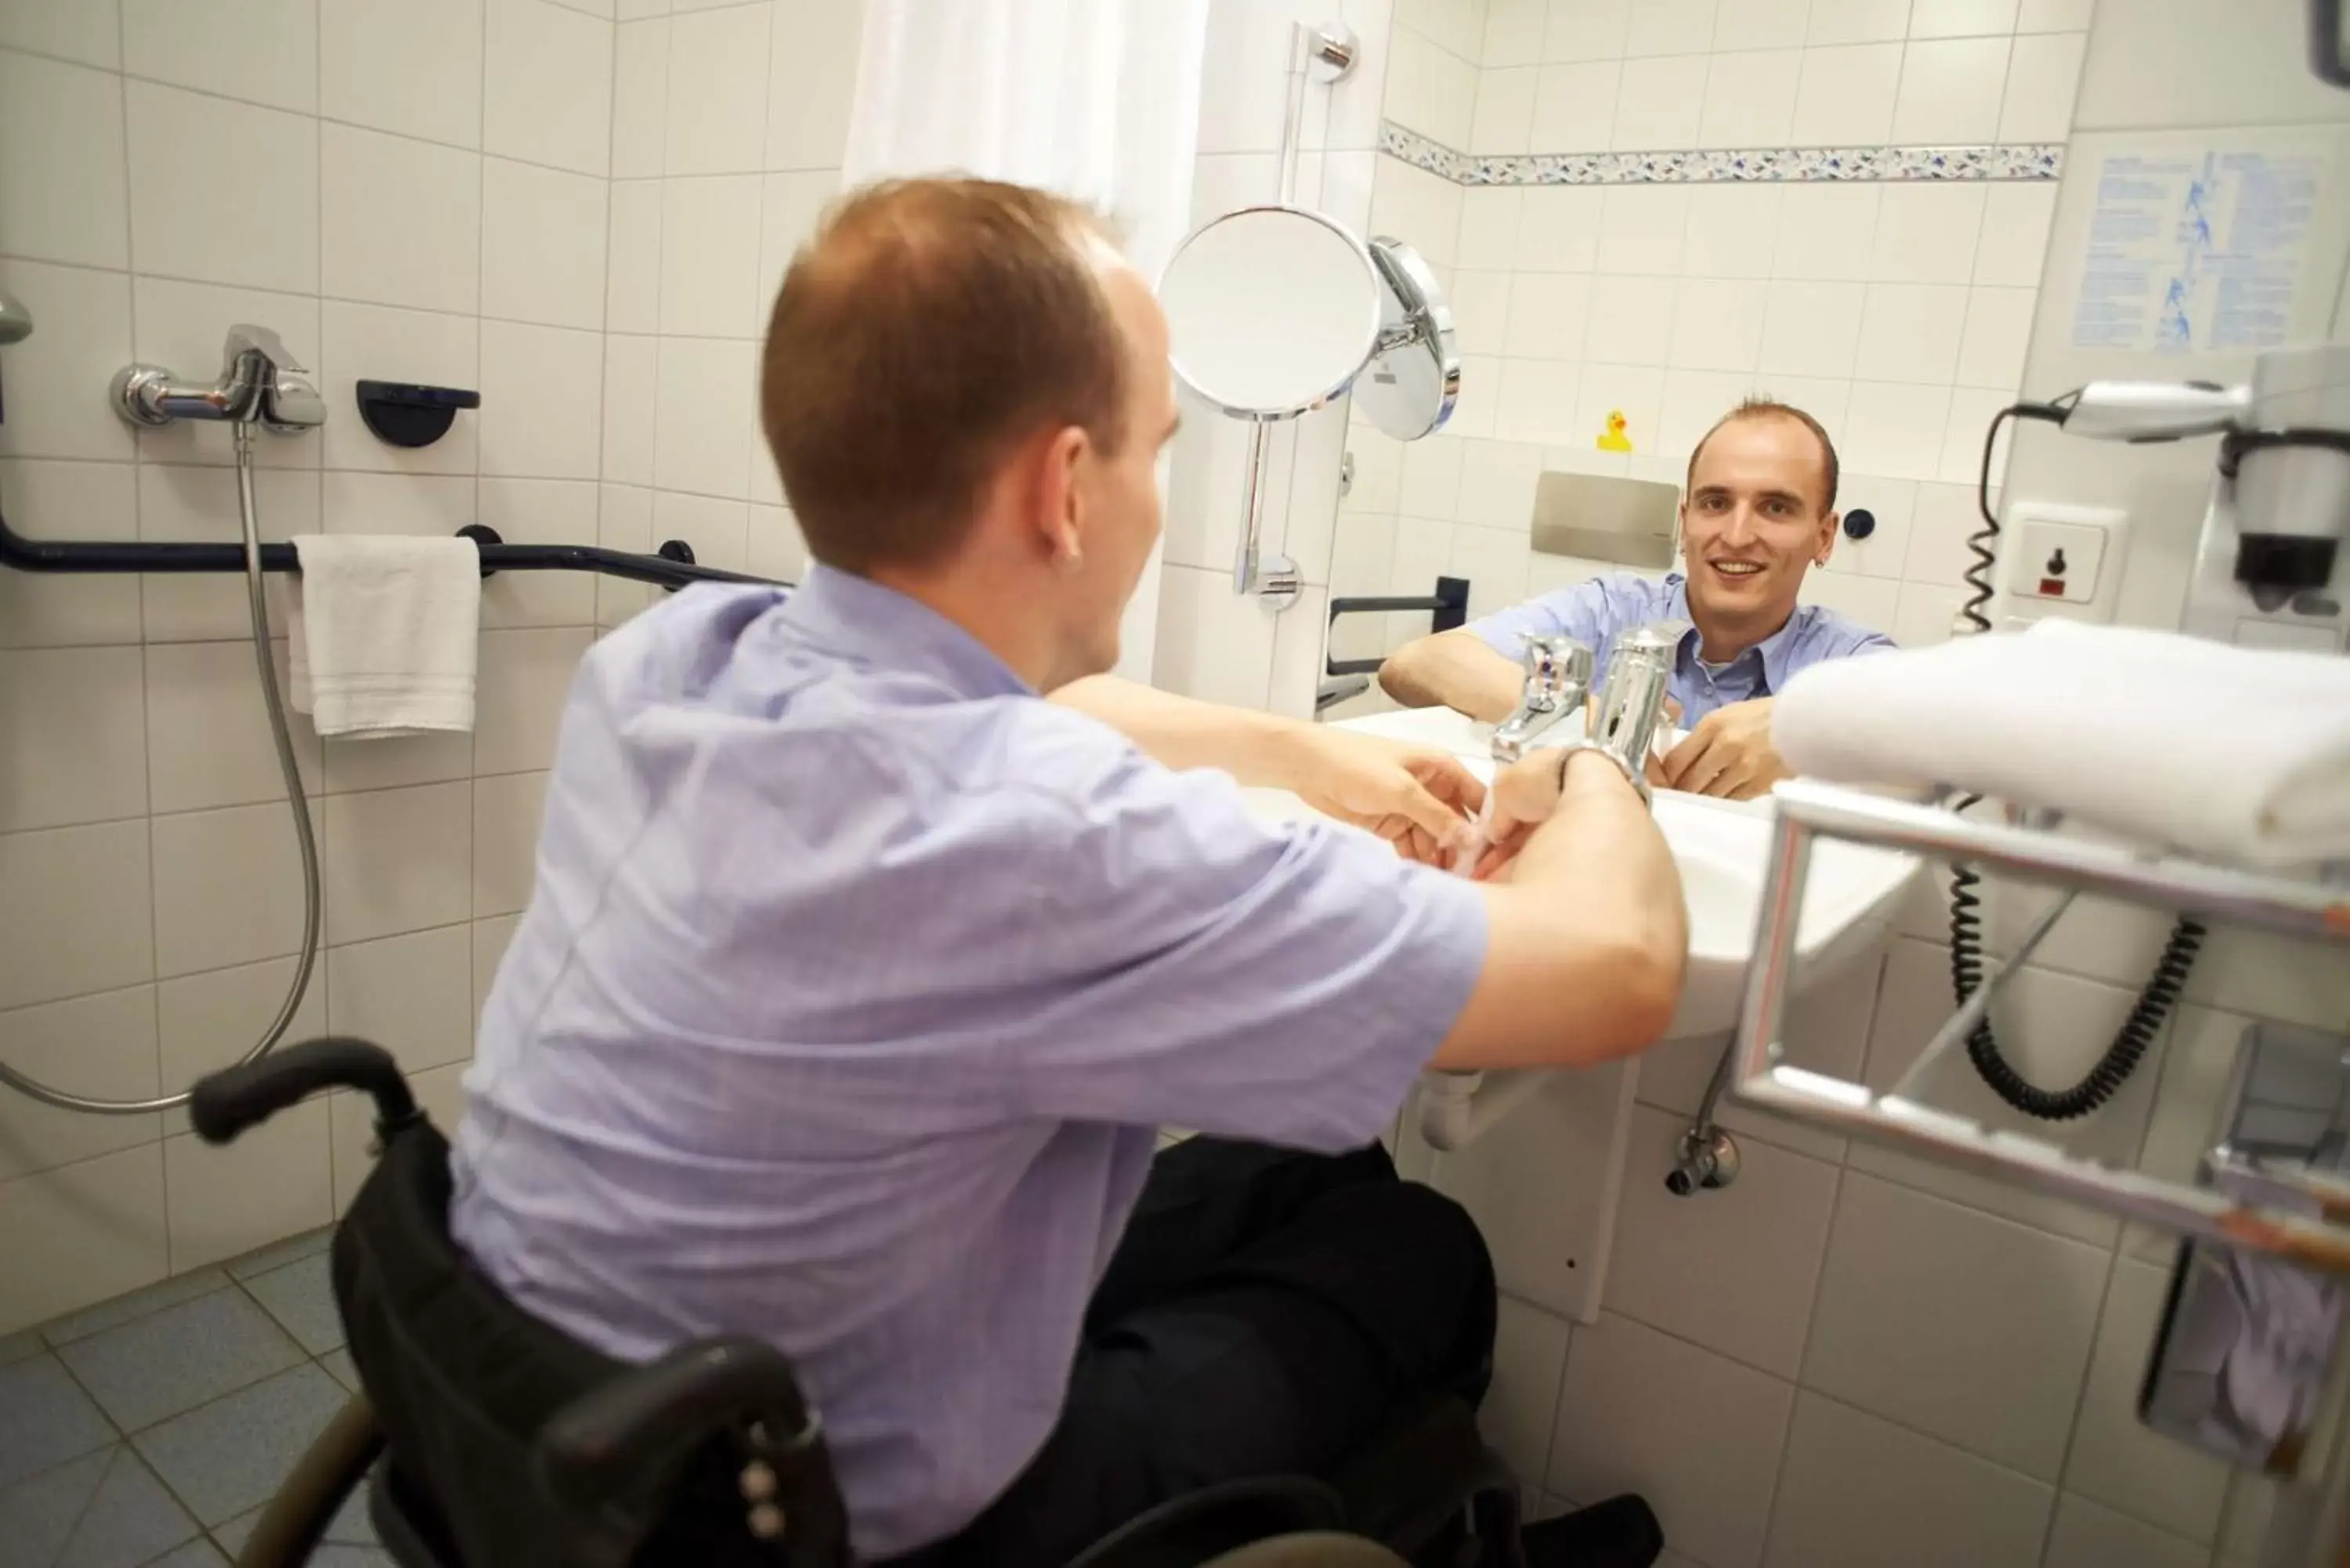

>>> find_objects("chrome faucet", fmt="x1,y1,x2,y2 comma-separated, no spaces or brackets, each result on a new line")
112,323,325,432
1585,622,1680,779
1491,633,1594,764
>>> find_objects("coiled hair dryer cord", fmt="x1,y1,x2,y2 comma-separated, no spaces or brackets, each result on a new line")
1947,403,2207,1122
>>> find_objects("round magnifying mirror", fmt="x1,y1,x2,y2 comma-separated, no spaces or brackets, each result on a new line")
1159,205,1383,420
1357,237,1459,441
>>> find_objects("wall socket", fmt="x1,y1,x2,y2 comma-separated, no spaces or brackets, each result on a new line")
1998,502,2130,620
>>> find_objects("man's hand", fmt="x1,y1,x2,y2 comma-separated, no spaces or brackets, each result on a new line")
1658,697,1788,801
1290,731,1485,866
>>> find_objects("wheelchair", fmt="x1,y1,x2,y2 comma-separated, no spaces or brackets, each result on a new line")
191,1039,1531,1568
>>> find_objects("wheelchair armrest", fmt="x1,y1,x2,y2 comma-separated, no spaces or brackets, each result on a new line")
190,1037,419,1145
535,1336,820,1511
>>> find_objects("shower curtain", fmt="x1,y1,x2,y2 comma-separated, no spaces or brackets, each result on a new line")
842,0,1213,682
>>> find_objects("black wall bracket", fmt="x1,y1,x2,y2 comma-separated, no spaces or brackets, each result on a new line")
356,380,480,448
1324,575,1470,677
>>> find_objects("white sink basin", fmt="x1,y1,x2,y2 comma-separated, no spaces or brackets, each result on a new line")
1238,706,1922,1040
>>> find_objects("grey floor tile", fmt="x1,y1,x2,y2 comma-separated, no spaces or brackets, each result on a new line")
0,1357,115,1490
206,1508,262,1558
223,1230,331,1284
144,1542,226,1567
240,1256,342,1357
0,1332,42,1370
59,1292,303,1435
322,1479,376,1547
0,1447,111,1567
129,1365,348,1528
316,1349,360,1393
37,1276,229,1353
306,1550,392,1567
52,1447,199,1568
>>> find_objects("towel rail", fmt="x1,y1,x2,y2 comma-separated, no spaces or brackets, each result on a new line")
0,506,780,589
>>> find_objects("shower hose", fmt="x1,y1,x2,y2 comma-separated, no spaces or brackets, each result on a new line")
0,423,323,1115
1946,403,2205,1122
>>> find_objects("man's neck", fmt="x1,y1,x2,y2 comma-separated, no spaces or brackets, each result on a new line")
1689,599,1795,665
863,561,1067,692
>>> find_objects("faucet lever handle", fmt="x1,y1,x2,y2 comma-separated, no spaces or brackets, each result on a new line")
224,323,305,375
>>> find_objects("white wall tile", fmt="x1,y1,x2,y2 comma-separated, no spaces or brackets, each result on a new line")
606,181,663,334
767,0,862,170
660,175,765,338
652,488,749,571
320,124,483,316
328,923,475,1075
322,780,471,945
1658,367,1755,458
1807,0,1911,43
758,170,835,309
1953,284,2035,389
1612,54,1708,150
0,0,119,66
1505,273,1594,360
1574,363,1665,457
324,728,473,797
0,822,150,1005
1909,0,2019,34
138,467,316,642
320,470,475,538
1386,26,1479,147
2044,1495,2205,1568
144,641,320,815
1839,380,1949,480
1458,189,1524,270
667,2,772,175
164,1101,331,1271
1680,184,1781,279
1370,161,1466,270
1607,1105,1838,1377
1152,563,1275,707
0,262,132,464
128,278,320,474
319,303,479,475
476,478,601,627
475,627,591,775
1852,283,1968,384
1795,562,1900,627
1448,521,1531,616
0,52,127,269
1870,184,1985,286
1597,186,1691,276
1804,1172,2107,1478
1937,384,2016,482
611,19,669,179
1455,439,1545,531
321,0,484,147
150,800,313,978
474,770,549,918
1495,359,1582,445
479,321,605,480
1399,0,1485,59
1772,185,1878,282
2061,1256,2230,1543
1890,36,2011,142
745,503,805,582
1449,270,1512,356
1820,472,1914,576
1625,0,1715,56
0,461,141,649
1513,186,1603,273
1582,276,1678,365
2184,926,2350,1036
2016,0,2090,29
1763,1393,2052,1568
1528,60,1619,152
1473,64,1538,153
1790,41,1903,144
653,337,757,497
1550,1313,1793,1568
485,0,613,176
123,0,316,114
473,912,521,1014
1902,475,1984,583
1543,0,1629,61
1891,578,1965,642
0,1144,166,1335
1697,48,1802,147
1757,280,1865,378
1399,435,1468,520
1973,182,2057,288
483,159,609,331
1485,1296,1571,1494
1998,28,2085,141
598,483,656,627
0,646,146,833
1485,0,1546,63
1716,0,1812,51
1669,278,1769,371
1444,353,1499,439
127,82,320,295
0,987,159,1181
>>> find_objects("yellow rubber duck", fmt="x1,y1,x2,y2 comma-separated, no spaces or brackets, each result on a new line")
1596,410,1633,453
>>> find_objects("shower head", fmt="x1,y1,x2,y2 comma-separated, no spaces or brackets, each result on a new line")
0,287,30,345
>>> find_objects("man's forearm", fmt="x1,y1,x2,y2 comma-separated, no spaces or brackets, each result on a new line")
1050,676,1314,789
1379,631,1522,723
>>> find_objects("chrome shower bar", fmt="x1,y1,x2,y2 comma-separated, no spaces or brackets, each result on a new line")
0,508,778,589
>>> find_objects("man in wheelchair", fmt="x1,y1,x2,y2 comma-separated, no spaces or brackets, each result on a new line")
446,178,1687,1568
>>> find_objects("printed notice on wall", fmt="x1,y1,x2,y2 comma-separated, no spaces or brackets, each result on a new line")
2071,146,2326,353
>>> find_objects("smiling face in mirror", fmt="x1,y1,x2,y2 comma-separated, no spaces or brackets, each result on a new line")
1678,404,1842,657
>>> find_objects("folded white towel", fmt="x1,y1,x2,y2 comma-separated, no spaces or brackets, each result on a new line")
287,534,480,738
1771,618,2350,866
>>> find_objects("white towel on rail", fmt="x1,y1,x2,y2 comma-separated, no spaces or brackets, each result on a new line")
1770,617,2350,866
287,534,480,737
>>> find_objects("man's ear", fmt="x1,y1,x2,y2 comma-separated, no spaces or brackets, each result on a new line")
1027,424,1090,567
1815,509,1839,566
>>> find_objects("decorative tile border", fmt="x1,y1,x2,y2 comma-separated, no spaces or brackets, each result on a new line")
1379,120,2064,184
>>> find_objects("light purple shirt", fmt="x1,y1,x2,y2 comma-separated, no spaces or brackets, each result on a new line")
448,564,1488,1559
1469,571,1896,726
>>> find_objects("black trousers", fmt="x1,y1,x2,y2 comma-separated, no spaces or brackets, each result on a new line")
895,1137,1499,1568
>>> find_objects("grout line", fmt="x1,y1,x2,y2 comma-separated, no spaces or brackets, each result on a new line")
2034,1245,2128,1563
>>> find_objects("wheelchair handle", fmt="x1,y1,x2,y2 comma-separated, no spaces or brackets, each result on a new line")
537,1336,822,1509
189,1037,420,1145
